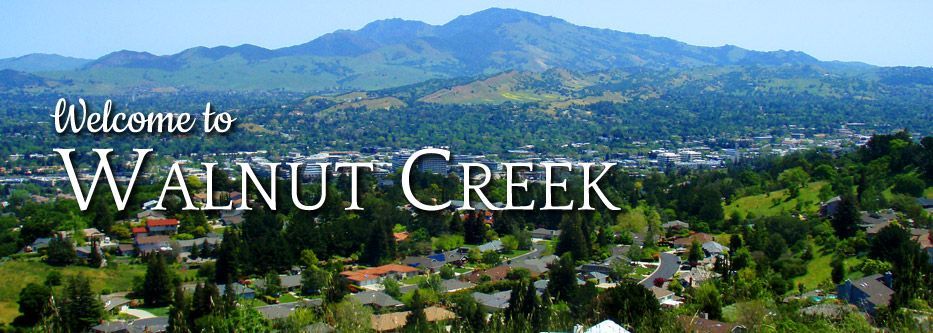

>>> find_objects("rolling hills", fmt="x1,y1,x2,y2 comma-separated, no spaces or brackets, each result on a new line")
0,8,879,94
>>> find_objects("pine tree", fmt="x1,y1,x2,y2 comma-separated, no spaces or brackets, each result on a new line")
547,253,578,303
61,276,103,332
143,255,173,307
831,194,860,238
556,213,589,261
168,284,188,333
404,290,429,332
88,241,104,268
464,213,486,245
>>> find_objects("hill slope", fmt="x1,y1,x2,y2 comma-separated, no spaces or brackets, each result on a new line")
4,8,869,94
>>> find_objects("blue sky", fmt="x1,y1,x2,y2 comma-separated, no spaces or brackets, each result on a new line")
1,0,931,66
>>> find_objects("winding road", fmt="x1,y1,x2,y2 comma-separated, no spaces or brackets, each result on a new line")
640,252,679,287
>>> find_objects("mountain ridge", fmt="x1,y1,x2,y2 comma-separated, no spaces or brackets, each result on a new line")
0,8,898,94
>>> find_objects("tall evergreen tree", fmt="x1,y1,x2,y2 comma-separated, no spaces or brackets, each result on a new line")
15,282,51,326
168,284,188,333
143,255,173,307
556,213,589,261
831,194,860,238
547,253,578,303
61,276,103,333
404,290,429,332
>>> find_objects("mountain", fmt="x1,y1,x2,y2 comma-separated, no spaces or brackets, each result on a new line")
1,8,880,93
0,69,55,89
0,53,91,72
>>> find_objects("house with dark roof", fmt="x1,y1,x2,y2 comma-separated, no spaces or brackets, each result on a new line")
349,290,403,309
128,317,168,333
218,283,256,300
472,291,511,312
837,272,894,315
531,228,561,240
859,210,897,229
255,300,323,320
92,321,129,333
440,279,475,293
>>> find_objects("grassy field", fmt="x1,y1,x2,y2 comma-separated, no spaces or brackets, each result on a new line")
792,246,864,291
0,259,146,324
725,181,827,219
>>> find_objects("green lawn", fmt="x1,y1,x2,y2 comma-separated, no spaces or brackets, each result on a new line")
792,246,864,291
0,259,147,324
725,181,827,219
278,293,299,303
138,306,170,318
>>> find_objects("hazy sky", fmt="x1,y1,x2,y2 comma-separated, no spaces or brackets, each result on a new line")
1,0,931,66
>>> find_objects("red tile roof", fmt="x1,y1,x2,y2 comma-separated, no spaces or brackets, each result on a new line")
340,264,419,283
146,219,179,227
132,227,148,234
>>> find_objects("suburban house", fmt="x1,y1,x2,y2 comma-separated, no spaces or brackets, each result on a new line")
218,283,256,300
145,219,180,235
253,274,303,293
402,250,466,272
370,306,457,332
531,228,562,240
255,299,322,321
340,264,419,287
472,290,511,312
462,265,512,284
440,279,475,293
702,241,730,258
837,272,894,315
671,232,714,248
134,235,172,255
91,317,169,333
349,290,403,309
175,236,222,253
661,220,690,231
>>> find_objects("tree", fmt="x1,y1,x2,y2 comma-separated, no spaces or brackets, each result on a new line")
547,253,578,303
88,241,103,268
831,255,846,284
688,240,704,265
556,212,589,261
597,282,661,330
301,265,331,295
464,213,486,245
61,275,103,332
299,249,319,267
383,277,401,298
439,264,455,280
15,283,51,326
362,221,394,266
779,167,810,197
168,284,188,333
831,195,860,238
404,290,429,332
143,255,173,307
693,282,723,320
891,173,925,197
46,236,76,266
261,271,282,297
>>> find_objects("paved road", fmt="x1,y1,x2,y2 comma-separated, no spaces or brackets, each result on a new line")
640,252,679,287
